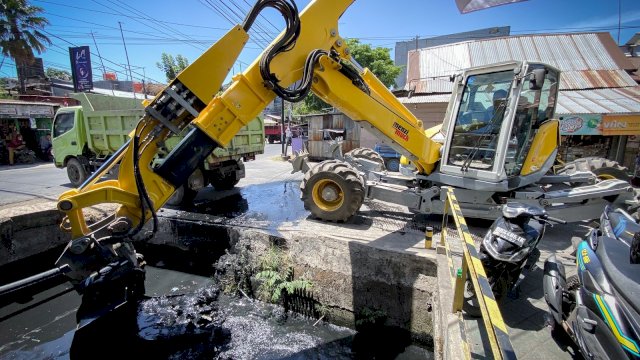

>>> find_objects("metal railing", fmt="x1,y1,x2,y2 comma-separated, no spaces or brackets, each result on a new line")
439,186,516,360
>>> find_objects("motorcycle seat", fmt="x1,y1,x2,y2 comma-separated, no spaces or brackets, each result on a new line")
597,235,640,313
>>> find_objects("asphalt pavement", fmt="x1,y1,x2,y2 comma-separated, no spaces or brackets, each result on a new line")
0,143,288,209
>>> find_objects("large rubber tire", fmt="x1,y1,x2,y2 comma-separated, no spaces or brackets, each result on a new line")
345,148,385,171
300,160,365,222
67,158,88,187
558,157,630,182
166,184,197,206
210,174,240,190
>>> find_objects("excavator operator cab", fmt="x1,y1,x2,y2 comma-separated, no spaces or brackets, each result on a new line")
438,61,560,191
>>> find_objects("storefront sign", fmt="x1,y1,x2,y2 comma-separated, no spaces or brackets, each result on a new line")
559,114,601,135
601,115,640,136
0,103,54,118
69,46,93,92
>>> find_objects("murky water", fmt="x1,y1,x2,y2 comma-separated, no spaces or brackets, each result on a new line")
0,179,436,359
0,266,431,360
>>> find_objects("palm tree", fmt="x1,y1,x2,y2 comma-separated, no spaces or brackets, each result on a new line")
0,0,50,93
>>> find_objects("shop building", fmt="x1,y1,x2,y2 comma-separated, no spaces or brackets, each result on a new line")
398,32,640,169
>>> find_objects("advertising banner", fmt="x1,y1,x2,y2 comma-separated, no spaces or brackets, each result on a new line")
558,114,602,136
69,46,93,92
601,115,640,136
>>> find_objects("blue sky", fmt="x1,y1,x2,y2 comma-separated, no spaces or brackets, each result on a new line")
3,0,640,85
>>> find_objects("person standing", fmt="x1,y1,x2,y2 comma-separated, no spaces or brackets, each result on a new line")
285,125,292,146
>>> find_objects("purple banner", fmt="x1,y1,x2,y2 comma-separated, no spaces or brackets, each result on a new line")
69,46,93,91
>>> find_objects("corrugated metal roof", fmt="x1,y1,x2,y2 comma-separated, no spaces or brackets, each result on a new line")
396,86,640,115
409,33,638,92
555,87,640,114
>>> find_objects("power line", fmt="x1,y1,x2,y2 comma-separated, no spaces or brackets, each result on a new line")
42,29,163,83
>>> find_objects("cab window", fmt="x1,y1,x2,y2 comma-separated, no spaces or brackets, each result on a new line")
448,70,513,170
53,112,75,138
504,66,559,176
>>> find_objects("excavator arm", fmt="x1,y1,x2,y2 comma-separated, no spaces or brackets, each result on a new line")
54,0,442,304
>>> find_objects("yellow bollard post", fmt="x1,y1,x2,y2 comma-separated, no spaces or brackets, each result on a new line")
425,226,433,249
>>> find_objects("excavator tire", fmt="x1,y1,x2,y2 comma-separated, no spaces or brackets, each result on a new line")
344,147,385,171
557,157,630,182
300,160,364,222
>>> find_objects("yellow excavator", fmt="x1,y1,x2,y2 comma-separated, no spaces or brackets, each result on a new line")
46,0,635,312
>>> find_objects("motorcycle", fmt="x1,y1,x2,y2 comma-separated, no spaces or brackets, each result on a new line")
543,206,640,360
464,202,566,316
14,147,37,164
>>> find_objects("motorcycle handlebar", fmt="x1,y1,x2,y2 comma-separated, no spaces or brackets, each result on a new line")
542,215,567,224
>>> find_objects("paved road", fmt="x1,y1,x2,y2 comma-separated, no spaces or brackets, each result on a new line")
0,163,71,207
0,143,288,208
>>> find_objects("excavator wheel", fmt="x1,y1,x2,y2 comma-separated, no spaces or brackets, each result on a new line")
557,157,630,182
300,160,364,222
344,148,385,171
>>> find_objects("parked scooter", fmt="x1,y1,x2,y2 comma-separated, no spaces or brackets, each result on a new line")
15,148,37,164
544,206,640,360
464,202,566,316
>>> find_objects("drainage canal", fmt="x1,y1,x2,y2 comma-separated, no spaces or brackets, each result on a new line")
0,206,434,359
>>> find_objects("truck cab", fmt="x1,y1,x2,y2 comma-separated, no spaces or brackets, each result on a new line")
435,61,560,191
51,106,84,169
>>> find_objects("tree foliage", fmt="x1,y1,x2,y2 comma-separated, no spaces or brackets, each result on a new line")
0,0,50,62
45,67,71,80
156,53,190,82
345,38,401,88
0,0,50,93
294,39,402,115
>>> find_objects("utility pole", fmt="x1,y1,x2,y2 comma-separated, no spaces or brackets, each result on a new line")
142,67,147,99
281,97,286,157
415,35,419,51
617,0,622,45
118,22,136,99
91,31,114,96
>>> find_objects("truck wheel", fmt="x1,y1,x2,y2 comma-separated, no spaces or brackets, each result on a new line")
345,148,385,171
558,157,630,181
67,158,87,187
300,160,364,222
210,174,240,190
166,185,197,206
385,158,400,172
268,137,275,144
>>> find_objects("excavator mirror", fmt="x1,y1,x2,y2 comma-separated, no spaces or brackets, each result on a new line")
529,69,546,90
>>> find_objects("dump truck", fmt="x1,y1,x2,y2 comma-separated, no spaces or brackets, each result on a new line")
51,92,264,204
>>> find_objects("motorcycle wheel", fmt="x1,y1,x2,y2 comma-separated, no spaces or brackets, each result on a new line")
462,274,508,318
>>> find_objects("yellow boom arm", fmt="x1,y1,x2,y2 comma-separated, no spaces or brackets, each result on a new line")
57,0,441,240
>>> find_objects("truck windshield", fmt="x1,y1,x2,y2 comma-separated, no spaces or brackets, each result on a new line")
448,71,513,170
53,112,74,138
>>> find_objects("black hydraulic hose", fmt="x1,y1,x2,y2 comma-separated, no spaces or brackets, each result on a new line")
129,121,158,240
0,265,71,297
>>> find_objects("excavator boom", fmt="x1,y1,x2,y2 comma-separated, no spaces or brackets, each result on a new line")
54,0,443,300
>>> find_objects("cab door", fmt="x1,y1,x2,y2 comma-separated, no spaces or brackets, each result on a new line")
52,109,83,167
